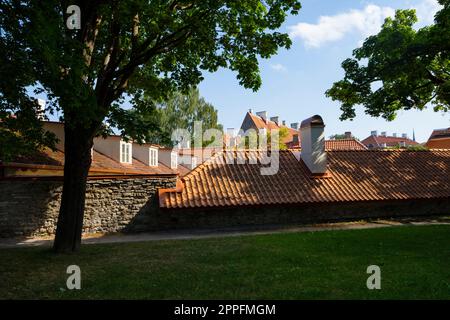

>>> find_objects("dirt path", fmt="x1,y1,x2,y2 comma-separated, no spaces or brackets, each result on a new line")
1,216,449,248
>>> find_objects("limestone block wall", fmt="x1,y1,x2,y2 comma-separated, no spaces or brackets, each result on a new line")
0,176,177,237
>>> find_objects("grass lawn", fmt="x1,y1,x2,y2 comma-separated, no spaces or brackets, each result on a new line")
0,225,449,299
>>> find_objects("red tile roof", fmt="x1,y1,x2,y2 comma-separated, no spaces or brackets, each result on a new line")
324,139,367,150
242,113,364,150
8,147,177,176
362,135,419,148
160,149,450,209
426,128,450,149
287,139,367,150
245,112,299,145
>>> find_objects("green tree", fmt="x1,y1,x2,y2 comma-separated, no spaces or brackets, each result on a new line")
141,87,223,147
329,134,347,140
0,103,57,162
329,133,358,140
326,1,450,121
267,126,289,150
0,0,301,252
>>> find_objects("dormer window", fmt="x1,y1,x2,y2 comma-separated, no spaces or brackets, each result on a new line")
170,152,178,169
149,147,158,167
120,141,132,164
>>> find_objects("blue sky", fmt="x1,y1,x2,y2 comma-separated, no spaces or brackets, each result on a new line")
198,0,449,142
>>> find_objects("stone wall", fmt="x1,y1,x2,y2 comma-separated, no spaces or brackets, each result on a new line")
0,176,176,237
1,176,449,238
157,198,450,231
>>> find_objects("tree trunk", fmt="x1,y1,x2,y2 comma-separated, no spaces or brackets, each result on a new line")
53,125,94,253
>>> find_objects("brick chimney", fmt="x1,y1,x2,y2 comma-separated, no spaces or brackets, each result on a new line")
300,115,328,177
344,131,352,139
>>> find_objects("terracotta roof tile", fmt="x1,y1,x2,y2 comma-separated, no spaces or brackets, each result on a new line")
287,139,367,150
10,147,177,176
362,135,419,148
426,128,450,149
160,149,450,209
247,113,299,144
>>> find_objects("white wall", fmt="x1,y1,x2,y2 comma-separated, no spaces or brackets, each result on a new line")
160,149,177,169
133,145,150,165
93,136,121,163
42,122,65,151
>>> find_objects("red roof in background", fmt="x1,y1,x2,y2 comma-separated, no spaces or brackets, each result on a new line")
324,139,367,150
9,147,178,176
361,135,419,148
286,139,367,150
243,113,365,151
160,149,450,209
426,128,450,149
246,112,299,144
429,127,450,139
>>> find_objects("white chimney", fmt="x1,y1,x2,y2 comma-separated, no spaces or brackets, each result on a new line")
371,130,378,136
290,122,299,130
256,111,268,122
300,115,327,176
36,99,46,120
402,133,408,138
381,131,387,137
393,133,397,138
270,116,279,125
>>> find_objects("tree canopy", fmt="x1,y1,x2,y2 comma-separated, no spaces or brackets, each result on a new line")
1,0,301,149
0,0,301,252
326,0,450,121
137,87,223,147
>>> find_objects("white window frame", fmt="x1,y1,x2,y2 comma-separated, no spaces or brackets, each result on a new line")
170,152,178,169
120,141,132,164
149,147,158,167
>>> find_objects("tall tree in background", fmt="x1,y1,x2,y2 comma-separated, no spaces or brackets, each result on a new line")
326,0,449,121
140,87,223,147
0,0,301,252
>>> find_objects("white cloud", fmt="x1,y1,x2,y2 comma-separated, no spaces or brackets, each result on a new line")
270,63,287,72
288,4,395,48
414,0,442,25
288,0,442,48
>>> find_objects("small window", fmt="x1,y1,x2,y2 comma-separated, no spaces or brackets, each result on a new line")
120,141,132,164
149,148,158,167
170,152,178,169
